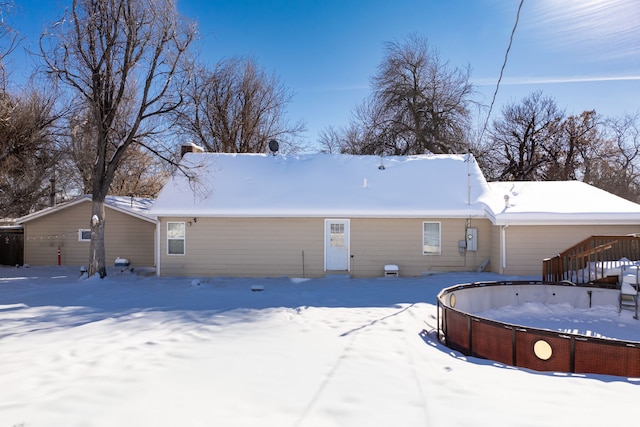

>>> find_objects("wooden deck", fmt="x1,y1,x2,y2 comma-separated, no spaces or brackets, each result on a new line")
542,235,640,286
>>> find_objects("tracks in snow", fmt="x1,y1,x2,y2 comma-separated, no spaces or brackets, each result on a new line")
293,303,437,427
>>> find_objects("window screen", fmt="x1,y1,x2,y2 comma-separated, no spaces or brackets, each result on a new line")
423,222,441,255
330,223,345,247
78,229,91,242
167,222,186,255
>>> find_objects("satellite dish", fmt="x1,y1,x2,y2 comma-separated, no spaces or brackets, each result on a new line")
268,139,279,155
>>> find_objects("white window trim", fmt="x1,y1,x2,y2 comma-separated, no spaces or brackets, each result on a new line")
422,221,441,255
167,221,186,256
78,229,91,242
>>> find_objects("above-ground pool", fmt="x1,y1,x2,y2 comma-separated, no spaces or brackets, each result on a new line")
436,281,640,378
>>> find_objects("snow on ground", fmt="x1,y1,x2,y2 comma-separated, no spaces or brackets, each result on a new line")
0,266,638,427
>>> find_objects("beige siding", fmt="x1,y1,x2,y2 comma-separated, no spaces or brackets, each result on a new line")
501,224,640,276
349,218,492,277
24,201,155,267
159,217,324,277
158,216,494,278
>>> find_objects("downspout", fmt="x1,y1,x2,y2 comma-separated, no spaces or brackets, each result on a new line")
500,193,510,273
155,219,161,276
501,223,509,272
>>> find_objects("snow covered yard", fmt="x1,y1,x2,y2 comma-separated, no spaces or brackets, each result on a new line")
0,266,638,427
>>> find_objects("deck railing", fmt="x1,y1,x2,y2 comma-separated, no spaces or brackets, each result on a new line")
542,235,640,285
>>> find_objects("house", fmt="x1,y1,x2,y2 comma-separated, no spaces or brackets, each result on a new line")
17,195,156,268
150,152,640,278
150,153,488,278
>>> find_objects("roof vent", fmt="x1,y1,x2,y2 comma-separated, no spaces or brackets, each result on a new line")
378,155,385,170
504,194,510,208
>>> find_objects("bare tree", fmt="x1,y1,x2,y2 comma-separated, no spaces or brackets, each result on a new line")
543,110,602,181
175,56,306,153
326,34,473,155
62,103,168,197
592,114,640,202
318,121,371,155
325,97,393,155
477,93,640,202
0,1,21,90
373,34,473,154
0,88,60,217
109,144,168,197
488,91,564,181
318,126,342,154
40,0,196,278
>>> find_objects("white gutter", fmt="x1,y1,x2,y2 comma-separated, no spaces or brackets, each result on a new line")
492,212,640,226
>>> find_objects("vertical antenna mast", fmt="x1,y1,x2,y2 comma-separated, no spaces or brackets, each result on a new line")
466,154,471,205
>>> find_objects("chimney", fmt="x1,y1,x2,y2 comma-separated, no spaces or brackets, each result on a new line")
181,142,205,157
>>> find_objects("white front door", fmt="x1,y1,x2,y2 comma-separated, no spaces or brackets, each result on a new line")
325,219,350,271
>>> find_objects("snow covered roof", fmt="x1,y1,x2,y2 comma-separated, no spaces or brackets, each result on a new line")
150,153,491,218
103,195,155,218
150,153,640,224
486,181,640,225
16,195,156,224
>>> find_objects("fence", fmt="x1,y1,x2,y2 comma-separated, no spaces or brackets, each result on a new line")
0,226,24,266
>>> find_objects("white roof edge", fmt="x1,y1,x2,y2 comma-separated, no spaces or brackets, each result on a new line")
496,222,640,226
151,210,489,219
16,196,92,224
17,196,157,224
482,207,496,223
493,218,640,226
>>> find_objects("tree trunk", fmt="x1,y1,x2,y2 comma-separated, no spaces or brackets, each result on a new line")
39,0,196,278
89,197,107,278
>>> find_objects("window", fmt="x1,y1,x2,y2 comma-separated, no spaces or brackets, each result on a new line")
167,222,186,255
78,229,91,242
423,222,441,255
330,223,345,247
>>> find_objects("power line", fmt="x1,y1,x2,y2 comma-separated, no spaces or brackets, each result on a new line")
478,0,525,144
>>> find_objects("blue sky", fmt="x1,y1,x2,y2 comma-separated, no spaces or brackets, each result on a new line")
10,0,640,149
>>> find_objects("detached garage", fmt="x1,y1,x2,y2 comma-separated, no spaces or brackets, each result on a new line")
17,195,156,268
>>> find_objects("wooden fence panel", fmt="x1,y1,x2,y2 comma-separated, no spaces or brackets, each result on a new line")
0,228,24,266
